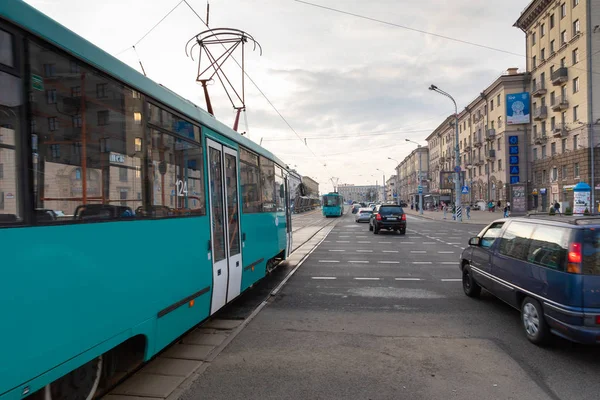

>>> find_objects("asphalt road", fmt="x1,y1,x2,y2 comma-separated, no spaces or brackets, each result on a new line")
182,212,600,400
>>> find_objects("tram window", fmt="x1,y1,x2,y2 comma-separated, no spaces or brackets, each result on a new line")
29,40,145,222
147,103,201,142
274,166,284,212
148,129,205,217
0,29,14,67
240,147,261,213
259,156,276,213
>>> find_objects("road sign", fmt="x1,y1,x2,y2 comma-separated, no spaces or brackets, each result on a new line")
454,166,461,173
509,136,518,145
510,176,520,184
418,186,423,194
510,166,520,174
31,74,44,91
461,186,469,194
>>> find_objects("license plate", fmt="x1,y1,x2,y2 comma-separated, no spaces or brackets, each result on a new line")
388,217,397,221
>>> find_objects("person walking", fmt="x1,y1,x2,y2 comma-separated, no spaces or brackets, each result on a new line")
503,205,509,218
465,204,471,220
443,203,448,219
452,204,456,220
554,201,561,215
488,200,494,213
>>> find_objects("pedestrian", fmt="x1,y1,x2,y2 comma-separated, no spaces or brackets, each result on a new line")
554,201,561,215
503,205,509,218
488,200,493,213
497,200,501,210
415,202,419,212
443,203,448,219
466,204,471,220
452,204,456,220
411,202,414,210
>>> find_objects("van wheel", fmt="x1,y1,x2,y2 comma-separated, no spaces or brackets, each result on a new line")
521,297,550,345
462,266,481,298
48,356,103,400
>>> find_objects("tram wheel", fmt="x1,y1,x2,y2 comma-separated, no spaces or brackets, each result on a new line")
266,259,276,275
47,356,103,400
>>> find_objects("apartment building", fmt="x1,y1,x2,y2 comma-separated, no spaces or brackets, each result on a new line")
301,176,319,196
515,0,600,210
456,69,531,206
397,147,429,205
337,184,380,203
426,115,456,205
386,175,396,201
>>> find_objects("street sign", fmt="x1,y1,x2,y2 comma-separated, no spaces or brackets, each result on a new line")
509,136,518,145
510,166,520,174
454,166,461,173
461,186,469,194
509,146,519,154
418,186,423,194
510,176,520,184
31,74,44,91
509,156,519,165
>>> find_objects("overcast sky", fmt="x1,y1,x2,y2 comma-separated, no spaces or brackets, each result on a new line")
25,0,530,193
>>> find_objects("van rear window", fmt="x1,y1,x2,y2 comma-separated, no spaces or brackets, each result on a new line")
378,206,403,216
583,229,600,275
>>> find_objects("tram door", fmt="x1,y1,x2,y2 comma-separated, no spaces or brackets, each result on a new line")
207,139,243,315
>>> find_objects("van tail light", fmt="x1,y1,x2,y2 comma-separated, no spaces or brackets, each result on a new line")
376,214,382,221
567,242,582,274
401,214,406,221
596,315,600,325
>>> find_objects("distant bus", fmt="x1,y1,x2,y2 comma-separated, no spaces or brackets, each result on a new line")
322,192,345,217
0,1,293,399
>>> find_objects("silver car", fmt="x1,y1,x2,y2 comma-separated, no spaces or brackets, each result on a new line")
355,208,373,223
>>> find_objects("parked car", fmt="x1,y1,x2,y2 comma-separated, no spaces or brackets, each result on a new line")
355,208,373,223
369,204,406,234
470,204,481,211
460,215,600,345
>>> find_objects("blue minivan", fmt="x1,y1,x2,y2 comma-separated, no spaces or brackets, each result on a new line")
460,215,600,345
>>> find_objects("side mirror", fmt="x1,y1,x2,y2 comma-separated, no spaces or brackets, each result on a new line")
468,237,481,246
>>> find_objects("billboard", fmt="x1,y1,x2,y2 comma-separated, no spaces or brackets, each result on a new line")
506,92,530,125
439,171,465,190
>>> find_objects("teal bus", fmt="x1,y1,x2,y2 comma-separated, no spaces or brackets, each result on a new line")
0,1,293,399
322,192,344,217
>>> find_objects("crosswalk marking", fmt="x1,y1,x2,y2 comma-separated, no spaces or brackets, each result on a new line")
318,260,340,263
441,279,462,282
382,250,399,253
411,251,427,253
349,260,369,263
413,262,432,264
356,250,373,253
354,277,380,280
329,250,345,252
438,251,454,254
395,278,422,281
312,277,337,280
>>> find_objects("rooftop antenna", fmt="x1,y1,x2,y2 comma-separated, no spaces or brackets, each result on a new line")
185,27,262,132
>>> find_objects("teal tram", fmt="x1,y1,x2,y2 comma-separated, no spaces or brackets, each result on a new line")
0,1,293,398
322,192,345,217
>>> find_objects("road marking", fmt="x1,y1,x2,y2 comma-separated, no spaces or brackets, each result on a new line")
468,231,478,235
339,236,350,238
438,251,455,254
411,251,427,253
378,261,400,264
395,278,422,281
380,242,392,244
398,242,415,244
354,277,380,280
383,250,399,253
423,242,436,244
312,277,337,280
441,278,462,282
356,236,368,238
336,241,350,243
349,260,369,263
413,262,432,264
447,237,461,239
447,243,461,245
356,250,373,253
441,262,456,265
329,250,345,252
318,260,340,263
357,241,371,243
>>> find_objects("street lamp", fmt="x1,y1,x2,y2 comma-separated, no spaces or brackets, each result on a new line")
376,168,385,202
388,157,399,204
429,84,462,222
405,139,424,215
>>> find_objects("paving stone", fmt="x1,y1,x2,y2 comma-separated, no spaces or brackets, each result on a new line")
183,330,229,346
163,343,215,360
110,373,184,398
202,319,243,330
143,357,203,377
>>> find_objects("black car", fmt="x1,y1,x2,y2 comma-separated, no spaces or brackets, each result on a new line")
369,204,406,234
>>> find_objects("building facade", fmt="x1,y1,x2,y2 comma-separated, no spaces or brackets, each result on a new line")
386,175,396,202
337,184,380,203
426,115,456,205
301,176,319,196
397,147,429,206
288,170,302,197
515,0,600,211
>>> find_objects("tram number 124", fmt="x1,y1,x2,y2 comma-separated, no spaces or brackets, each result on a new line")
176,180,188,197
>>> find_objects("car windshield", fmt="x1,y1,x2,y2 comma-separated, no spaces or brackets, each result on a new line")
378,206,403,216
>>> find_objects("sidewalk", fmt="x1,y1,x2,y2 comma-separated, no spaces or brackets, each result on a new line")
404,207,506,225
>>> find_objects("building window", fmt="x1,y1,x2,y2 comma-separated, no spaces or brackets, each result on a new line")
491,162,495,172
70,61,80,73
551,142,556,156
541,48,545,60
561,30,567,44
561,111,567,124
44,63,56,77
98,110,109,126
573,0,579,6
542,145,547,159
551,116,556,130
50,144,60,159
498,159,502,171
573,105,579,121
562,165,568,180
562,138,567,153
541,122,546,136
48,117,58,131
46,89,56,104
134,137,142,152
96,83,108,98
533,124,538,137
497,94,501,107
72,114,82,128
573,48,579,64
490,99,494,111
31,120,36,134
573,19,580,36
533,148,538,160
542,169,547,183
119,167,128,182
573,77,580,93
533,55,537,68
71,86,81,98
561,3,566,18
573,134,579,149
574,162,580,177
550,13,555,28
550,40,555,53
551,167,558,182
531,32,536,45
541,23,546,37
497,138,501,151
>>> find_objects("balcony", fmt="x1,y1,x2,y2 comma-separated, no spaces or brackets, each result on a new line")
534,135,548,145
551,67,568,86
439,156,446,163
474,158,484,166
532,82,547,97
486,150,496,160
463,144,472,152
486,129,496,141
533,106,548,120
553,123,568,137
473,138,483,148
551,95,569,111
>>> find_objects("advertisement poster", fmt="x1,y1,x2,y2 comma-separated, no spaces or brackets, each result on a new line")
506,92,531,125
574,191,591,215
511,184,527,213
439,171,465,190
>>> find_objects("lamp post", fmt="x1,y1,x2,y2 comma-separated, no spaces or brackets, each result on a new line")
388,157,399,204
429,84,461,222
405,139,424,215
376,168,386,202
